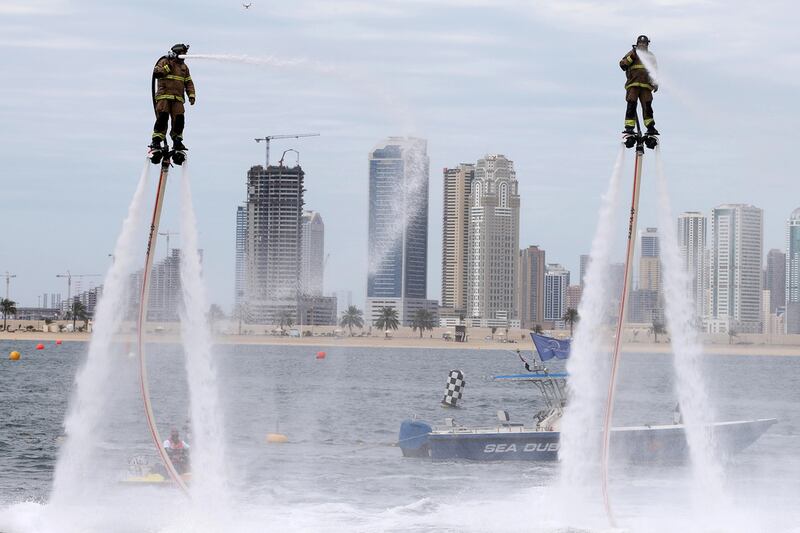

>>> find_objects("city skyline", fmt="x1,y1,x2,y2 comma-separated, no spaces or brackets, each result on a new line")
2,2,798,313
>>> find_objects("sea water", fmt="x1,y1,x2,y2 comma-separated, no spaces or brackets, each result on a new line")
1,341,798,532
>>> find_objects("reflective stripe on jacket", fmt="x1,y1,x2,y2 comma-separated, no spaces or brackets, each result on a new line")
154,57,196,103
619,50,655,91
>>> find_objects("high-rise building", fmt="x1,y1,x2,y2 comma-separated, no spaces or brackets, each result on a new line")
518,246,546,330
566,284,583,311
544,264,570,323
786,208,800,333
638,227,661,291
333,289,353,317
677,212,707,319
366,137,436,325
300,210,325,296
245,164,305,324
708,204,763,333
234,204,247,314
441,164,475,314
467,154,521,324
127,248,198,321
579,254,590,289
765,248,786,314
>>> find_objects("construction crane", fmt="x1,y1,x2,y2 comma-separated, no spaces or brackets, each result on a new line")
158,230,179,257
254,133,320,167
56,271,102,308
3,272,16,300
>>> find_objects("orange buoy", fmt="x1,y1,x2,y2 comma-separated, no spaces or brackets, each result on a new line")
55,340,63,345
316,351,326,359
36,343,45,350
265,433,288,444
9,351,21,361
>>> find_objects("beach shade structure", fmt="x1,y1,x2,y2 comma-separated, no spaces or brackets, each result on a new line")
442,370,465,408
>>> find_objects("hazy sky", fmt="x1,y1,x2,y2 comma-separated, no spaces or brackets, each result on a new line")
1,0,797,310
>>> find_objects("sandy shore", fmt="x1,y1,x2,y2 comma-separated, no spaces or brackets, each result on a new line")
2,330,800,356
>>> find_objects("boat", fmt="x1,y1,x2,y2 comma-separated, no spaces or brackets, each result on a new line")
398,334,777,463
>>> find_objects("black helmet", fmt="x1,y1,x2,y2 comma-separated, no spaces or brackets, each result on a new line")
170,43,189,55
636,35,650,46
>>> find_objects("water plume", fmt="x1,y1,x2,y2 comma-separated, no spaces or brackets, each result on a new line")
654,147,729,519
177,163,231,516
49,161,151,505
559,146,625,501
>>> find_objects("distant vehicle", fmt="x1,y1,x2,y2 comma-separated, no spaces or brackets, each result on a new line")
288,329,300,338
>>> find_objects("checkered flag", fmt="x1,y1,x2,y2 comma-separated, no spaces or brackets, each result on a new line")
442,369,465,407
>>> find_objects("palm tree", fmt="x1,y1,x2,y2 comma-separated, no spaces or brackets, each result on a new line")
339,305,364,336
278,310,294,333
563,308,580,337
1,298,17,331
67,300,88,332
651,319,667,343
374,306,400,332
410,309,436,338
728,327,738,345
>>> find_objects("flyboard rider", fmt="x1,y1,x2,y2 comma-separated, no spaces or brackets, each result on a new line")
620,35,659,136
148,43,195,154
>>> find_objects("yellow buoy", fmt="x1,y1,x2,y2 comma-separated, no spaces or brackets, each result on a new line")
265,433,288,444
9,351,20,361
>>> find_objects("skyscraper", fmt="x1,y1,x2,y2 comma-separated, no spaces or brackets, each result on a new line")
518,245,546,330
765,248,786,314
245,164,304,324
234,204,247,313
638,227,661,291
709,204,763,333
579,254,590,289
677,212,707,319
366,137,436,325
786,208,800,333
467,154,521,325
544,264,570,323
441,164,475,315
300,210,325,296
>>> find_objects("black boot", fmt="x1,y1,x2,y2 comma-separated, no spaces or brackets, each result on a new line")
646,125,660,135
622,126,635,135
172,138,187,151
148,138,163,151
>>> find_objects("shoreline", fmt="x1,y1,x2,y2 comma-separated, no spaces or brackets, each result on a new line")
2,331,800,356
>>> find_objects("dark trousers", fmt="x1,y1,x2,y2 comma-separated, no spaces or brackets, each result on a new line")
624,87,655,128
152,99,185,142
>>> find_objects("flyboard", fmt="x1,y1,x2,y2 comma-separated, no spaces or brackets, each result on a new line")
134,62,188,492
600,117,657,525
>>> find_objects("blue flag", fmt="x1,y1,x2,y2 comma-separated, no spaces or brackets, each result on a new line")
531,333,571,361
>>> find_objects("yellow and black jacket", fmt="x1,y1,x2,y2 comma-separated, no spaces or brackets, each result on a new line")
153,57,195,103
619,50,656,91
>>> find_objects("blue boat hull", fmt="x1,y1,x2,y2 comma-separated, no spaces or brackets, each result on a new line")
429,430,559,461
399,418,777,463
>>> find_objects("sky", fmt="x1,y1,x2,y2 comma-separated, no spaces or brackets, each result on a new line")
1,0,798,311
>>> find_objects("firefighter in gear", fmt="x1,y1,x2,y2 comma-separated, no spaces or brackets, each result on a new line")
620,35,659,135
149,43,195,152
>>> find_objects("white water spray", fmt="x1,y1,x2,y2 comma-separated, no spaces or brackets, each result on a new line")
177,164,231,514
368,139,428,276
184,53,415,133
654,148,728,514
50,162,151,504
559,146,625,497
